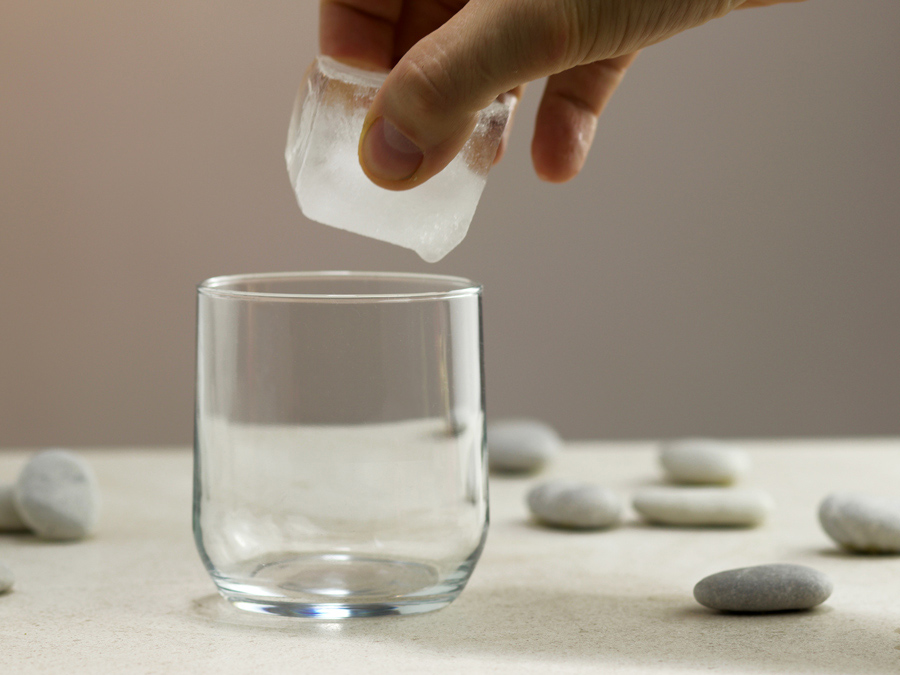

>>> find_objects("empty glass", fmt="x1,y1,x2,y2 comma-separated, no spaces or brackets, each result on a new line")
193,272,488,618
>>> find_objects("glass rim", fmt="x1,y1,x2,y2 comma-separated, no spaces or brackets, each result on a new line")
197,271,482,302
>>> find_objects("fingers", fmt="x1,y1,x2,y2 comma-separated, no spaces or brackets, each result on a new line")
532,53,639,183
351,0,793,190
319,0,402,70
358,0,576,190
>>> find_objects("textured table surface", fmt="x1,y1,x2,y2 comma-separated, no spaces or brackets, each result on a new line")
2,440,900,674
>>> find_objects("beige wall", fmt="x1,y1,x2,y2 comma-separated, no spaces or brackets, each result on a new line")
1,1,898,447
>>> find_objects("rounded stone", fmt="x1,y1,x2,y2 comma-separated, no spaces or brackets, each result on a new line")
0,484,28,531
527,481,623,530
487,419,561,474
694,564,833,613
0,562,13,593
819,492,900,553
633,487,774,527
13,449,100,541
659,439,750,485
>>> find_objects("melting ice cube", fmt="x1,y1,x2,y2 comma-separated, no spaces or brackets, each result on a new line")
285,56,516,262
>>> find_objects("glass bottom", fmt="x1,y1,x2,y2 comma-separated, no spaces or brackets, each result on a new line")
212,552,468,618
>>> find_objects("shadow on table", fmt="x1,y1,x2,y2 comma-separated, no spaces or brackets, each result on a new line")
190,585,896,674
813,546,900,559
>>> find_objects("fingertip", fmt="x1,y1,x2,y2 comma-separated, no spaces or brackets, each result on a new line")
359,115,425,191
530,57,638,184
493,139,506,165
492,105,520,166
533,156,580,183
493,85,525,166
531,98,595,183
358,99,480,191
534,163,580,183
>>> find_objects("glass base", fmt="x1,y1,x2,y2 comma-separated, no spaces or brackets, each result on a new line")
213,552,467,619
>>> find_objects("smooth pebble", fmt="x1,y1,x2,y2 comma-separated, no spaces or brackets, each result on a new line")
659,438,749,485
819,492,900,553
527,481,623,530
0,562,13,593
0,484,28,531
633,487,774,527
13,449,100,541
487,419,561,474
694,563,833,612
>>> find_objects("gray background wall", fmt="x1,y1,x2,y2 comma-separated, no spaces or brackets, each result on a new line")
1,1,898,447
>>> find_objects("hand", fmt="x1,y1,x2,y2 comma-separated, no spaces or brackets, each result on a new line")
320,0,807,190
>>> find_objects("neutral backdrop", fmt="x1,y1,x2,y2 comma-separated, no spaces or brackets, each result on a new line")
1,1,898,447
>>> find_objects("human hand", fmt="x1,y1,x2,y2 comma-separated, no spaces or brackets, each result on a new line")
320,0,807,190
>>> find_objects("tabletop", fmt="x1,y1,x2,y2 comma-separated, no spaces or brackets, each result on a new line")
2,439,899,674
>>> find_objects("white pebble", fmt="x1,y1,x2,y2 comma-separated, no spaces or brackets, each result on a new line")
633,487,774,527
0,484,27,531
527,481,623,530
659,439,749,485
0,562,13,593
13,449,100,541
487,419,561,474
819,493,900,553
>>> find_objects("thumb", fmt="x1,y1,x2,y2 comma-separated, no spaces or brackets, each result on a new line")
358,0,576,190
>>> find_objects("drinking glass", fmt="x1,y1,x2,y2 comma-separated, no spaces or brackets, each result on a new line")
193,272,488,618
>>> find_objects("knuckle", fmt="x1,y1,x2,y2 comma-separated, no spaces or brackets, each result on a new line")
523,0,587,68
555,0,604,64
392,47,456,122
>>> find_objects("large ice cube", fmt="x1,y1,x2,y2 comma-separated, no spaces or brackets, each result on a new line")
285,57,516,263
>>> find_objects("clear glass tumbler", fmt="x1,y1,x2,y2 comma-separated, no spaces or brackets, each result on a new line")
193,272,488,618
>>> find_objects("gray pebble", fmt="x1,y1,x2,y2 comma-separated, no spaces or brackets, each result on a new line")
527,481,623,530
13,449,100,541
659,439,749,485
694,564,833,612
633,487,774,527
819,493,900,553
0,484,28,531
0,562,12,593
488,419,561,474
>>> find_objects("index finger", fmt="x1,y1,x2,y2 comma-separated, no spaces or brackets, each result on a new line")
320,0,403,71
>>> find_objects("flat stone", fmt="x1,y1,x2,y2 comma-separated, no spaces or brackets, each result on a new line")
13,449,100,541
694,564,833,612
0,484,28,531
0,562,13,593
487,419,561,474
527,481,623,530
633,487,774,527
819,492,900,553
659,439,749,485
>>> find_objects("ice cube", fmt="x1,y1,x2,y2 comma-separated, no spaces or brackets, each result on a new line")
285,56,516,263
